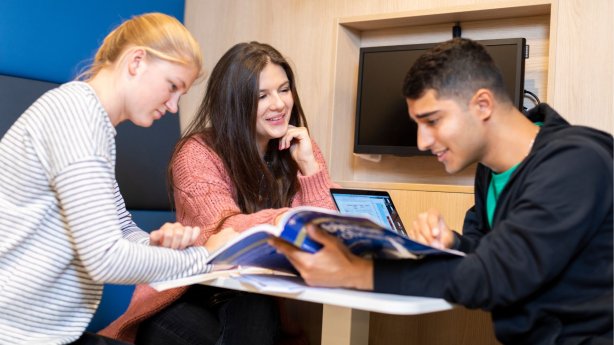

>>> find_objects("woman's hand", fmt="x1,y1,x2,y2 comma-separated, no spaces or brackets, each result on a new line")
150,222,200,249
279,125,320,176
408,208,455,249
204,227,240,254
273,211,289,226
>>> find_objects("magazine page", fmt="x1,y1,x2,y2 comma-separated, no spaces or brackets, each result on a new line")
206,224,297,273
278,206,465,258
150,267,296,292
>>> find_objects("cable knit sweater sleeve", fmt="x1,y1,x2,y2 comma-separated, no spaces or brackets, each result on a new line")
172,136,337,243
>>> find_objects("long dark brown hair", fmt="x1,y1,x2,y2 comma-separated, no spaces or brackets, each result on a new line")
169,41,309,217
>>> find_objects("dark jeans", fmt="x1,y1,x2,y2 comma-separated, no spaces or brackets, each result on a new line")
71,332,131,345
135,284,280,345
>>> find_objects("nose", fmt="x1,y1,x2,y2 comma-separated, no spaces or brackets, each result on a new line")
165,93,181,114
269,92,285,110
416,125,433,151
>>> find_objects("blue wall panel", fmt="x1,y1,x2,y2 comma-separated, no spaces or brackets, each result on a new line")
0,0,185,83
1,0,187,210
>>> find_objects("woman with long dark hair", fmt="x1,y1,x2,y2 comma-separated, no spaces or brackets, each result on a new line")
102,42,337,345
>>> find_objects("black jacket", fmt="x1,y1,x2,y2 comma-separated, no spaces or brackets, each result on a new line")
374,104,613,344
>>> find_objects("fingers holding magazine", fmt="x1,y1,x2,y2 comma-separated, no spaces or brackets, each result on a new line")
270,224,374,290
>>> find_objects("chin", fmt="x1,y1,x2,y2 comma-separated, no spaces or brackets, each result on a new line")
132,118,155,128
445,167,459,174
441,160,458,174
269,129,288,139
445,162,471,175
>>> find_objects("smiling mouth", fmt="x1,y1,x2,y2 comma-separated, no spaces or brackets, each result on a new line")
433,149,448,161
266,114,285,122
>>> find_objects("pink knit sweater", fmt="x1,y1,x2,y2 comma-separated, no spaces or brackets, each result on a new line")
99,135,337,343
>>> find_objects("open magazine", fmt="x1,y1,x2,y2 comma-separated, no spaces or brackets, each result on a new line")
151,206,464,291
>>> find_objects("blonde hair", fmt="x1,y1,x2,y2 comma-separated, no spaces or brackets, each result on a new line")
79,12,202,80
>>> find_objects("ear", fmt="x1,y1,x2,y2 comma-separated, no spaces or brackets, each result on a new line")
125,47,148,77
470,88,495,121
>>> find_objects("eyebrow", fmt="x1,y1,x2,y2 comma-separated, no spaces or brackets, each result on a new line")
169,76,187,90
259,81,290,93
413,110,439,119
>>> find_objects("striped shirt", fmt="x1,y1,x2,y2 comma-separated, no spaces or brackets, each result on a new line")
0,81,211,344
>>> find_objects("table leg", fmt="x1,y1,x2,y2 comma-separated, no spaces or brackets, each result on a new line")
321,304,370,345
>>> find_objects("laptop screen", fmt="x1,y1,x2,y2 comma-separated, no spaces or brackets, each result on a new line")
330,188,407,236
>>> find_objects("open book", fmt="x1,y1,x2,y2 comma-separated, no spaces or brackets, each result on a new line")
151,206,464,291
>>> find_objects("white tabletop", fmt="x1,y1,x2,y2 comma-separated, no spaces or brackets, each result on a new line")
150,273,455,345
201,274,453,315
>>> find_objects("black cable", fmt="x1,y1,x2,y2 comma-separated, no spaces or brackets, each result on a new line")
522,90,541,113
452,22,461,38
524,89,540,103
524,89,541,104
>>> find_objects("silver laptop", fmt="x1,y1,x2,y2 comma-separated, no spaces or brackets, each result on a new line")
330,188,407,236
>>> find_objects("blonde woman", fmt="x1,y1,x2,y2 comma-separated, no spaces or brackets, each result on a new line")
0,13,232,345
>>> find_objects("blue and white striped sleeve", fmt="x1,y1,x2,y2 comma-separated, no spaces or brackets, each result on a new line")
53,158,211,284
113,181,150,245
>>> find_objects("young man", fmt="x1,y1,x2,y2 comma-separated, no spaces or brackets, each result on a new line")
271,38,613,344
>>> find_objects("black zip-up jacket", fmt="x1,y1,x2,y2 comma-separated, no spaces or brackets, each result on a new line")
374,104,613,344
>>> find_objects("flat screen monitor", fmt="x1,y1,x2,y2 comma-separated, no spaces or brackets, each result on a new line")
354,38,526,156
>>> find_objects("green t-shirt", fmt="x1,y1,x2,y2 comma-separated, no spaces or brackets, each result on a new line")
486,163,520,227
487,122,543,227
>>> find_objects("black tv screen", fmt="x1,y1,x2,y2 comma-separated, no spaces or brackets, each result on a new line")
354,38,526,156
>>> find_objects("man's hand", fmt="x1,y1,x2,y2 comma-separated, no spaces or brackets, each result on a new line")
408,208,455,249
150,222,200,249
269,225,374,290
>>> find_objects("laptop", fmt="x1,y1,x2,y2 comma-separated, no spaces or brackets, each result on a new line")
329,188,407,236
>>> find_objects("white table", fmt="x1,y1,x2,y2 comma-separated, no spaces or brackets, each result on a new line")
200,275,454,345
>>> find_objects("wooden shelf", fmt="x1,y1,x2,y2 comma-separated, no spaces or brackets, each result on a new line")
339,0,552,31
335,180,474,194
